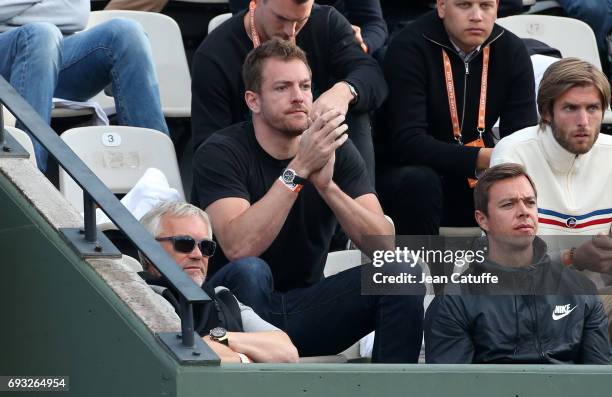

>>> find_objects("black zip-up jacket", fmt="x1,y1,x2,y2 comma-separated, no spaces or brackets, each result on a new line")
425,239,612,364
379,11,537,178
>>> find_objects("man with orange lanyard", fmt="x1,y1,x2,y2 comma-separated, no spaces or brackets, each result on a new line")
376,0,537,236
191,0,387,185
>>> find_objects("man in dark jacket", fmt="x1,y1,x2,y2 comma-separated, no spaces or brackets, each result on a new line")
377,0,537,235
425,164,611,364
192,0,388,182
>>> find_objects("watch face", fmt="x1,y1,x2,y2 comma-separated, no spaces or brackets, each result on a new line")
210,327,226,338
282,169,295,184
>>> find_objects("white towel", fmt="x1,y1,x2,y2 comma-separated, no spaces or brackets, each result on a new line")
95,167,181,227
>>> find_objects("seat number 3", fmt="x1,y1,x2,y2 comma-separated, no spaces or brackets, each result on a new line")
102,132,121,147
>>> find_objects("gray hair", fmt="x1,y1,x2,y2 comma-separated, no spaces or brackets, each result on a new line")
139,201,213,270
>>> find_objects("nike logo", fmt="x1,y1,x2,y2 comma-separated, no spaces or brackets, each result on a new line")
552,304,577,320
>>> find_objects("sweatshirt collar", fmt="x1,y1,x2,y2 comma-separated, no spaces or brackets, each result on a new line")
539,124,590,174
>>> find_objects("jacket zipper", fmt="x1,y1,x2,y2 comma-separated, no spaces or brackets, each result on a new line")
460,62,469,133
424,31,504,138
566,155,578,207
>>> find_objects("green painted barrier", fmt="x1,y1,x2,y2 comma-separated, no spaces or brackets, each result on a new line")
1,167,611,397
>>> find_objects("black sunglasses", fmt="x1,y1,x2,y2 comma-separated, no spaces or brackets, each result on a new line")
156,236,216,257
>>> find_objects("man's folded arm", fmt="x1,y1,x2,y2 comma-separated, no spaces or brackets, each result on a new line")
425,297,475,364
319,188,393,257
226,331,299,363
327,7,387,112
205,182,299,261
578,297,612,364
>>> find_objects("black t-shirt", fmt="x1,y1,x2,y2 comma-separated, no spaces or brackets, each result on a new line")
192,122,374,292
191,4,387,150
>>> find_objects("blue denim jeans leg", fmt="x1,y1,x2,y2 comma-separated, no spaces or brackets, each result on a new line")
207,257,425,363
56,18,169,134
0,23,62,168
1,19,168,171
558,0,612,53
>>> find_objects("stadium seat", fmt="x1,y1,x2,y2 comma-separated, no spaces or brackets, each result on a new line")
497,15,601,69
497,14,612,123
208,12,232,33
58,126,184,212
3,126,37,167
87,10,192,118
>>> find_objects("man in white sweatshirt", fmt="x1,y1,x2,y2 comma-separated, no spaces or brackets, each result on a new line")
491,58,612,337
0,0,168,170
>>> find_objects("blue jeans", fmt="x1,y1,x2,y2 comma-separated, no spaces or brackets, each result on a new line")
207,257,425,363
557,0,612,53
0,19,168,170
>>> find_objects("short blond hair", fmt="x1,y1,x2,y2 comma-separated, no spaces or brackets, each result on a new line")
139,201,212,270
538,58,611,129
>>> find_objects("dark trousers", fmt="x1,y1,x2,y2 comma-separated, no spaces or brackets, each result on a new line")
376,165,477,235
207,257,424,363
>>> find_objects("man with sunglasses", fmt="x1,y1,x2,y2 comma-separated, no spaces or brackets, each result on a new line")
139,201,299,364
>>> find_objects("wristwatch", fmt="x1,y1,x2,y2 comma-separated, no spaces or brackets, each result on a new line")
561,247,576,267
280,168,306,193
342,81,358,104
209,327,229,346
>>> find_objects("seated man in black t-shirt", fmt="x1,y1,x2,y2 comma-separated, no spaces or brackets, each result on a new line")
192,0,388,184
192,38,424,362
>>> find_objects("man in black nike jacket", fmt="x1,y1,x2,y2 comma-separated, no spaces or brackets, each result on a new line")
425,163,611,364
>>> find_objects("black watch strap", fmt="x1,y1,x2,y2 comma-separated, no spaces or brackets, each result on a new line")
282,168,306,185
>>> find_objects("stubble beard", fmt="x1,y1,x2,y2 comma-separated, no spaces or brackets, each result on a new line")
261,105,308,137
551,119,599,155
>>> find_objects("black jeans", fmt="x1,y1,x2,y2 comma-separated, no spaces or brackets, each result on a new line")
376,165,477,235
207,257,424,363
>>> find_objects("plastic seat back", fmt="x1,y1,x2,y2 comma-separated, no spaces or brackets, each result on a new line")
59,126,184,212
497,14,602,70
208,13,232,33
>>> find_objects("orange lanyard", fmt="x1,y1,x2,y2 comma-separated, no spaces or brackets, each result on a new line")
249,0,261,48
442,45,490,146
442,46,490,187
